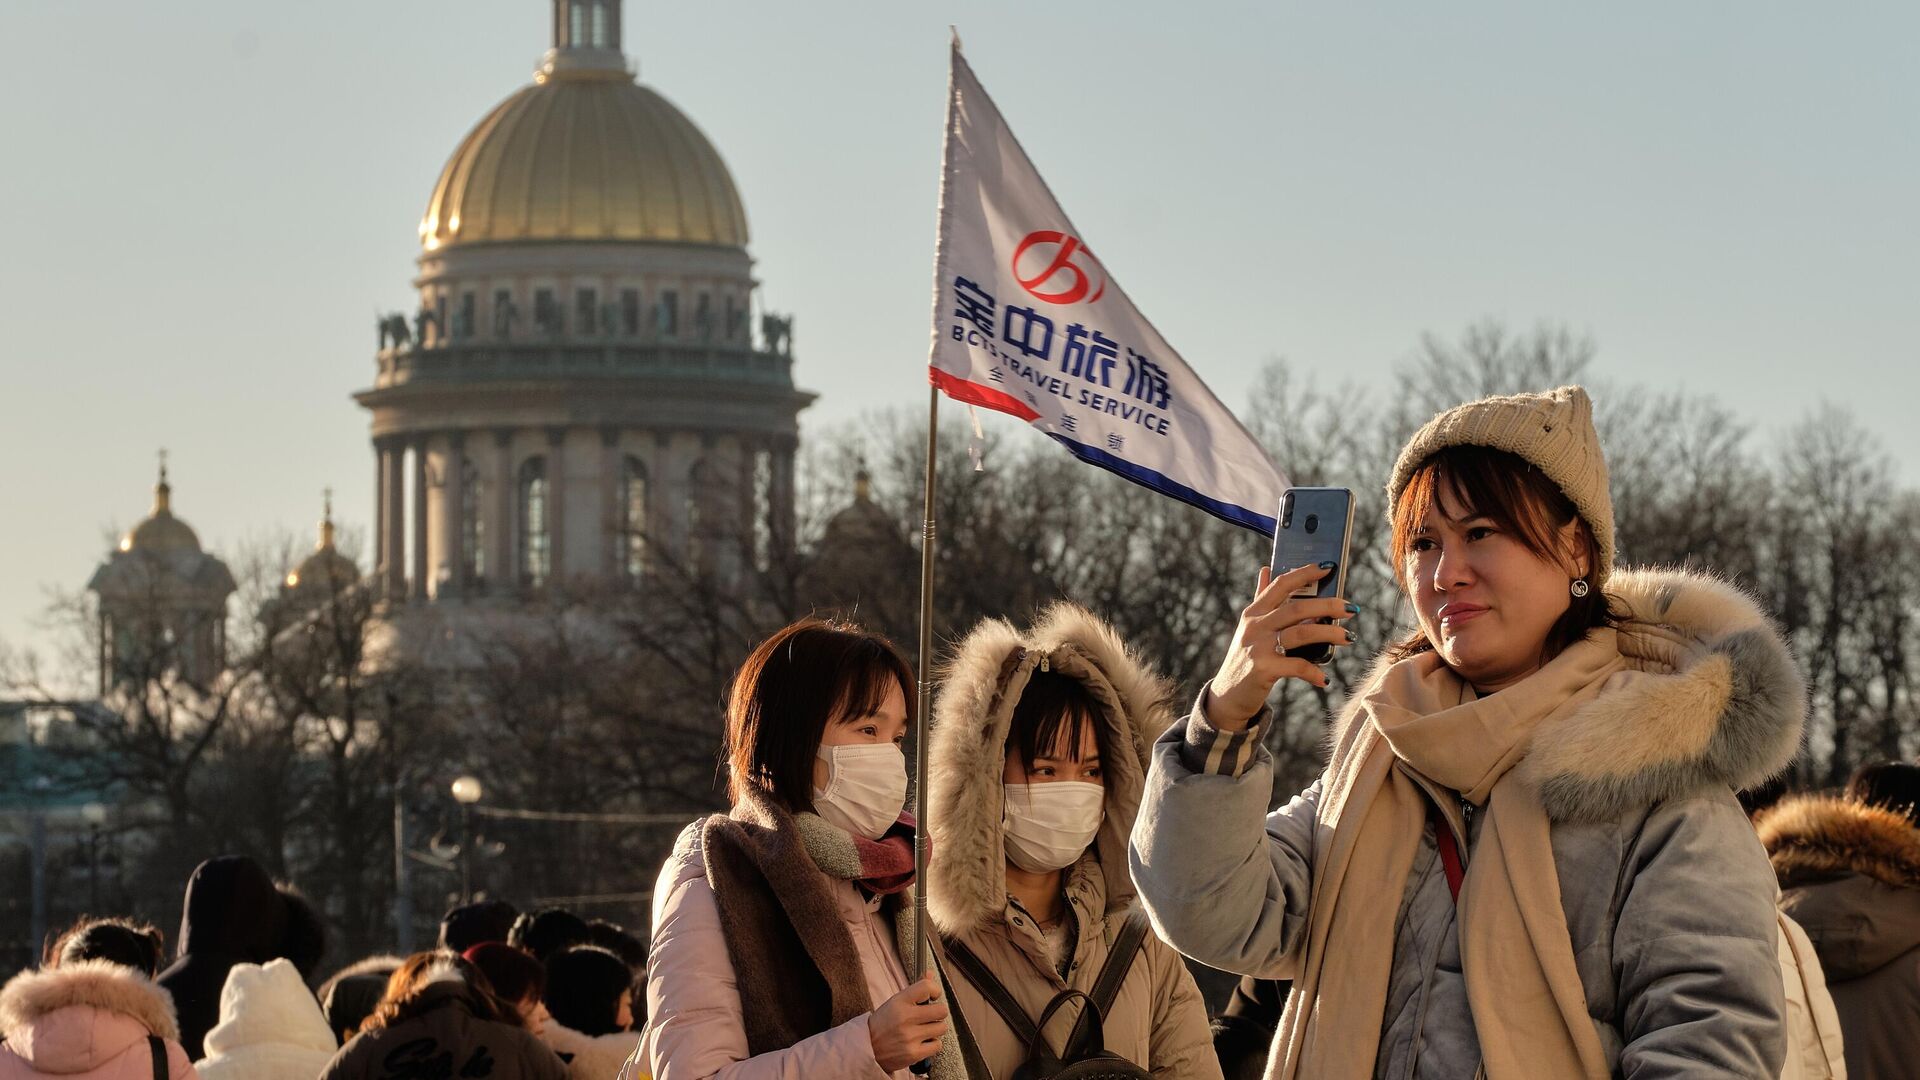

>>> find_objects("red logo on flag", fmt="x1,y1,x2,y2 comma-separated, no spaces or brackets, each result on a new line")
1012,230,1107,305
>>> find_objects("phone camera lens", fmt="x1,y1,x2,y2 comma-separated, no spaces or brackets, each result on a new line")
1280,494,1294,529
1305,514,1319,534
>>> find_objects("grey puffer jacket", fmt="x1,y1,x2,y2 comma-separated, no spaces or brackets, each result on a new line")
1130,568,1804,1080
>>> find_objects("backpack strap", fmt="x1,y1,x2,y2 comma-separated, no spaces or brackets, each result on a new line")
940,934,1042,1048
148,1036,167,1079
929,945,996,1080
1062,905,1152,1058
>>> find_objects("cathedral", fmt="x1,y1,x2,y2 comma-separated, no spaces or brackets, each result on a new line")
89,0,818,674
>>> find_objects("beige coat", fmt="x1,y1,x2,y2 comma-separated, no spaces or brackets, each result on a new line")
928,604,1222,1080
1776,911,1847,1080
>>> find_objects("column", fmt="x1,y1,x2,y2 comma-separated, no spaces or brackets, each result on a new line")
600,426,621,578
447,431,467,596
373,439,388,593
773,433,798,559
383,438,407,601
410,436,429,600
495,429,515,587
545,427,568,581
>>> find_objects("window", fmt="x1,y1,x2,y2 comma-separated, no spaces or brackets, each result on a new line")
460,460,486,582
724,295,741,341
576,288,597,336
619,455,648,578
620,289,641,336
693,293,713,341
518,457,550,587
534,289,561,336
493,288,515,339
657,290,679,338
456,292,476,340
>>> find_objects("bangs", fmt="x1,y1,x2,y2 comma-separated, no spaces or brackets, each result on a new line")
1390,446,1579,572
1009,670,1109,774
829,643,913,725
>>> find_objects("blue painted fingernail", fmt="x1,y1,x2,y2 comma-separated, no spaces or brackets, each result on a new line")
1345,603,1360,614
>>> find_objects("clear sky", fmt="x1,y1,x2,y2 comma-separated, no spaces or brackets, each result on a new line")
2,1,1915,661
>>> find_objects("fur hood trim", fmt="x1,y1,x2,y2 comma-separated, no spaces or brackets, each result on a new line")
1758,793,1920,889
1332,567,1805,823
927,602,1174,935
0,960,180,1041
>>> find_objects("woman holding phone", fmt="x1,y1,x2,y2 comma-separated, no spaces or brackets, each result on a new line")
1129,386,1804,1079
639,619,961,1080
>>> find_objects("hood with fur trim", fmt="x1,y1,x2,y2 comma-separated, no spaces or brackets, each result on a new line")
1332,567,1805,823
0,961,180,1074
927,603,1174,936
1515,567,1805,822
1758,793,1920,980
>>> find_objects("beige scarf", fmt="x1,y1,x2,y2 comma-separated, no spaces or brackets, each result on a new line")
1271,629,1627,1080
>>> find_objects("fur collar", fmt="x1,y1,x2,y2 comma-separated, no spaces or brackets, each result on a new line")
928,603,1174,935
1758,793,1920,889
0,961,180,1041
1332,567,1805,823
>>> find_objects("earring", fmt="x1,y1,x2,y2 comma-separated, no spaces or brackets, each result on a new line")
1570,579,1590,598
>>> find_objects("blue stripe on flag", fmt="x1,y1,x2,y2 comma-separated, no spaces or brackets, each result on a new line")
1046,433,1278,537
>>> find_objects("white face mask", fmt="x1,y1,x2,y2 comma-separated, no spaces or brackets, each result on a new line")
812,742,908,841
1002,781,1105,873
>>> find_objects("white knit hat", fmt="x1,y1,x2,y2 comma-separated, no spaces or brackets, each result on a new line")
1387,385,1615,585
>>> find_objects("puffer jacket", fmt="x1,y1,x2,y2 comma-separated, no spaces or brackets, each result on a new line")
1774,910,1847,1079
927,604,1222,1080
0,961,197,1080
319,976,565,1080
194,959,336,1080
1130,567,1803,1079
1760,793,1920,1080
638,819,951,1080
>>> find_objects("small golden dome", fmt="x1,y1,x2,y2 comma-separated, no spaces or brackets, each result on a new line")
122,461,203,555
419,70,750,251
287,489,359,592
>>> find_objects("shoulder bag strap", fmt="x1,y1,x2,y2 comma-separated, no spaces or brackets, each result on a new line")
929,945,996,1080
940,934,1043,1048
148,1036,167,1079
1063,905,1153,1059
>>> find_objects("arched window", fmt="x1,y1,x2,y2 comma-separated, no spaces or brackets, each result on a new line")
460,460,486,583
620,455,648,578
518,457,550,587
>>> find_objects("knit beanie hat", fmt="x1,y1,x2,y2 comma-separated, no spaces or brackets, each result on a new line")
1387,385,1615,586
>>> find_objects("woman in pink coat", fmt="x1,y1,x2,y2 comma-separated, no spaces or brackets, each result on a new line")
0,917,197,1079
637,619,960,1080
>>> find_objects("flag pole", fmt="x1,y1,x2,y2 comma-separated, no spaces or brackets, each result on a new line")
911,381,939,981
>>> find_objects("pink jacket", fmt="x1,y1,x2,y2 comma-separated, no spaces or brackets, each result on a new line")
636,822,910,1080
0,961,197,1080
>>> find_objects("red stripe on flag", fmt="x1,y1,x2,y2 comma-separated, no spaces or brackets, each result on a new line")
928,367,1041,423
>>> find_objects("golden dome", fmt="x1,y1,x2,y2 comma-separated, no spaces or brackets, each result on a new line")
420,68,750,251
121,466,203,555
285,491,359,592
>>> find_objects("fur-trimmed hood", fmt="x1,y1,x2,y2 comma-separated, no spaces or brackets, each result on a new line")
1331,567,1805,823
927,602,1175,935
0,962,179,1043
1758,793,1920,982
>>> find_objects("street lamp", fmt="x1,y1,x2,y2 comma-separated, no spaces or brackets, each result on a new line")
450,776,483,903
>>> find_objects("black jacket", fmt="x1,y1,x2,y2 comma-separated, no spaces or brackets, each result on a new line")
156,855,290,1058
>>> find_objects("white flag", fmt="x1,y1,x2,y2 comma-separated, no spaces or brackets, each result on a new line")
927,41,1289,534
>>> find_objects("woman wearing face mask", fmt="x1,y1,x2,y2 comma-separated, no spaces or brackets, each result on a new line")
1130,386,1806,1080
638,619,961,1080
927,605,1220,1079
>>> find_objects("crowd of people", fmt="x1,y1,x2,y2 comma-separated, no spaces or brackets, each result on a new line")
3,384,1917,1079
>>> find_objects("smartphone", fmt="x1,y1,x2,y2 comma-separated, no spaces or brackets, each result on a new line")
1269,487,1355,664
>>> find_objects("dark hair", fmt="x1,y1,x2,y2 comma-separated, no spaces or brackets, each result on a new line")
583,919,648,971
724,619,915,810
1846,762,1920,827
508,908,592,962
363,951,515,1034
1389,445,1616,663
319,961,401,1045
543,946,632,1037
440,900,519,953
1006,670,1110,781
48,916,166,976
279,885,328,978
1737,773,1792,819
463,943,546,1006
